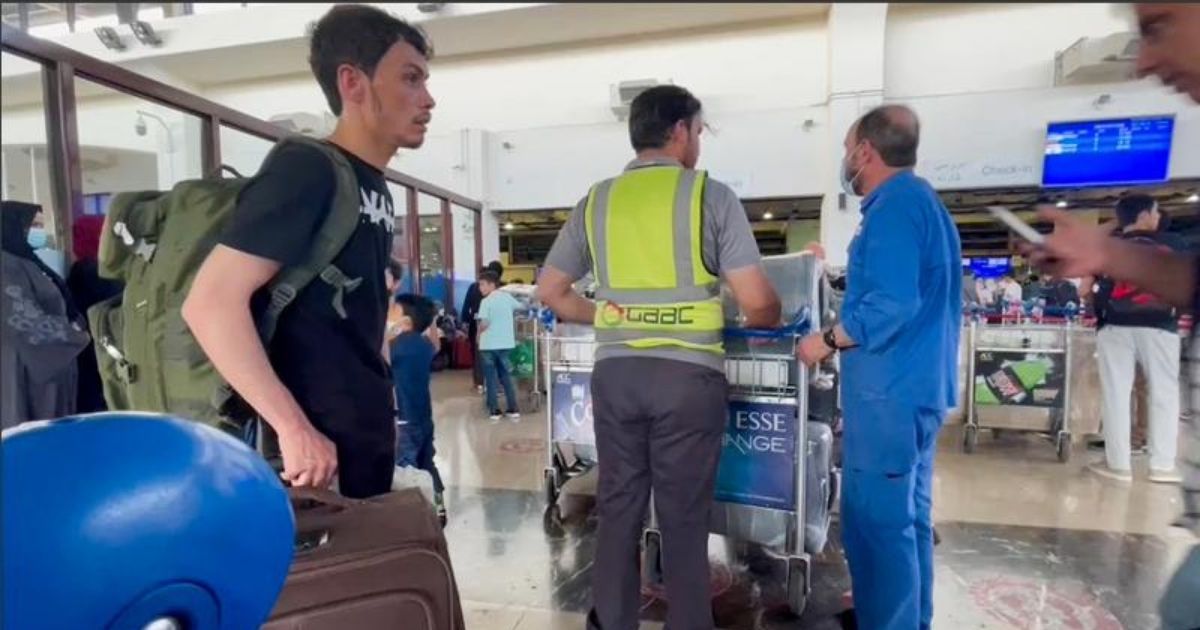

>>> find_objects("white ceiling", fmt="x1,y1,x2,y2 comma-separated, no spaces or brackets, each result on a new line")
3,3,828,109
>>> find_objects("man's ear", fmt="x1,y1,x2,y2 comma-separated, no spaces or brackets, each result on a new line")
669,119,689,144
337,64,366,109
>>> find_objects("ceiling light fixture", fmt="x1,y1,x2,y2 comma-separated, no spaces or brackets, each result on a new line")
1055,200,1069,208
1188,193,1199,203
504,222,515,231
762,211,774,220
130,20,163,46
94,26,126,51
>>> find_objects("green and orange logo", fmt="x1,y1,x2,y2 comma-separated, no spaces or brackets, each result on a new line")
600,302,625,327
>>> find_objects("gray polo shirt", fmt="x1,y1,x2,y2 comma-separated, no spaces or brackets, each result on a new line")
543,157,762,373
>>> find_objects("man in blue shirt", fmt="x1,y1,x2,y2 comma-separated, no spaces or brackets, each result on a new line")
798,105,962,630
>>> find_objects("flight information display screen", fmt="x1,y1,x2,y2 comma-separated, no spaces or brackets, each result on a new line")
1042,115,1174,187
965,257,1012,279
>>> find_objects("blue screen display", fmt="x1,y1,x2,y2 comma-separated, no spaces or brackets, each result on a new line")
965,257,1012,279
1042,116,1174,188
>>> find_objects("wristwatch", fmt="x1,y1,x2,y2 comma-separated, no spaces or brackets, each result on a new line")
822,327,840,351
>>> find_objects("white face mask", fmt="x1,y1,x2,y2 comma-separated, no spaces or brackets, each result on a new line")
840,143,865,198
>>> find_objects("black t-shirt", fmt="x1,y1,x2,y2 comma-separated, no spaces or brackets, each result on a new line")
220,141,396,450
1095,230,1188,332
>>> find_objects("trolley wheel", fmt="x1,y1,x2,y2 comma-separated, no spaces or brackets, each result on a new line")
642,529,664,586
1056,432,1071,463
542,504,564,537
963,425,978,454
786,556,811,617
544,469,560,507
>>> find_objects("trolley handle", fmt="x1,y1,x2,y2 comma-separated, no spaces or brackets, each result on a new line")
723,307,812,339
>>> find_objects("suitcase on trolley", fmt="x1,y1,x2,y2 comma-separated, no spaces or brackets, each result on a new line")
804,421,837,555
265,488,465,630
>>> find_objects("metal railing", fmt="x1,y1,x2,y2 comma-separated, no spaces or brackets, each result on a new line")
0,23,481,300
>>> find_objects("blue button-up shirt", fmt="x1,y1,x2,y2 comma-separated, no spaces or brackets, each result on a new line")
839,170,962,471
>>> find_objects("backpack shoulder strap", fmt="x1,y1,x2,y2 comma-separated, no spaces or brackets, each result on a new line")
257,136,362,343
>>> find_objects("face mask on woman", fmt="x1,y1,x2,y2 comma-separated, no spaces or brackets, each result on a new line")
27,227,48,250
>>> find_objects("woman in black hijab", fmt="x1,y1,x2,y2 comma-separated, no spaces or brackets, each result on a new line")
1,200,91,428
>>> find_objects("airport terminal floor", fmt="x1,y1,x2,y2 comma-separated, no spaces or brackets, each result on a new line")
429,371,1192,630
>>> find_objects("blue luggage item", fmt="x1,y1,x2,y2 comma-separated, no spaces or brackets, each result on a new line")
2,413,294,630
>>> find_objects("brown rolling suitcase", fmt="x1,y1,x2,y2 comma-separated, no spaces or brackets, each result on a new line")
265,488,465,630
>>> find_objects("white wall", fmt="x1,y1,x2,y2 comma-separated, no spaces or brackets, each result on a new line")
488,105,830,210
426,19,828,131
201,16,828,133
197,3,1197,213
884,3,1131,97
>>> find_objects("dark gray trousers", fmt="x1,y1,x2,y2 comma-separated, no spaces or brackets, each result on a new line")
587,357,728,630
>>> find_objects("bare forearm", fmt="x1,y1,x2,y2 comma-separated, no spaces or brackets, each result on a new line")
548,292,596,325
1101,240,1196,310
742,301,782,329
183,300,309,434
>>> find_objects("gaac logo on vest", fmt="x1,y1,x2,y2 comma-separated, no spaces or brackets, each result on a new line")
600,302,697,327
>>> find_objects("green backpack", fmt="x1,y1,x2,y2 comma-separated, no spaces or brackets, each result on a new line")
88,136,363,437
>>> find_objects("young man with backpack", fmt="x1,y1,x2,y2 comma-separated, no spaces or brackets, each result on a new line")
1089,194,1187,484
182,5,435,498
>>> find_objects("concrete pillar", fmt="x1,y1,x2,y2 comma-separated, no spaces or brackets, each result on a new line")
457,129,501,266
819,3,889,267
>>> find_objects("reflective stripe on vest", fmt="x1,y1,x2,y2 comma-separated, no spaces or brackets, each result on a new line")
585,166,723,354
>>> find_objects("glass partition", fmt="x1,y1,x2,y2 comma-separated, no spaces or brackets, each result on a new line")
218,125,275,177
451,204,478,315
418,193,448,310
76,78,204,202
1,27,481,284
1,50,62,272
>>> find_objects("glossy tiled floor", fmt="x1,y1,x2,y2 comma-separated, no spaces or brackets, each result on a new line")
428,371,1193,629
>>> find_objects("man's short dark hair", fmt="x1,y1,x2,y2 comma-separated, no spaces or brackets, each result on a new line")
855,105,920,168
386,258,404,283
395,293,436,333
629,85,702,151
309,4,433,116
1115,193,1157,228
485,260,504,276
479,271,501,287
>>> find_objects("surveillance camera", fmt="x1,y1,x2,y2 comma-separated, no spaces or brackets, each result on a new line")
135,116,147,136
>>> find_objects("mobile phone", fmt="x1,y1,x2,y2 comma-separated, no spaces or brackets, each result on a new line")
986,206,1045,245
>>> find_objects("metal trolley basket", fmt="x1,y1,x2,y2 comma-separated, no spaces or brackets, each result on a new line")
963,307,1077,462
542,323,598,506
641,319,836,616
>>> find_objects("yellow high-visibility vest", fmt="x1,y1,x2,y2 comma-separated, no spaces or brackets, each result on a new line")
584,165,723,355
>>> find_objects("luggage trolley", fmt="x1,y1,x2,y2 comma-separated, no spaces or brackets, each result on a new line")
642,252,837,617
964,307,1076,462
542,322,598,506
